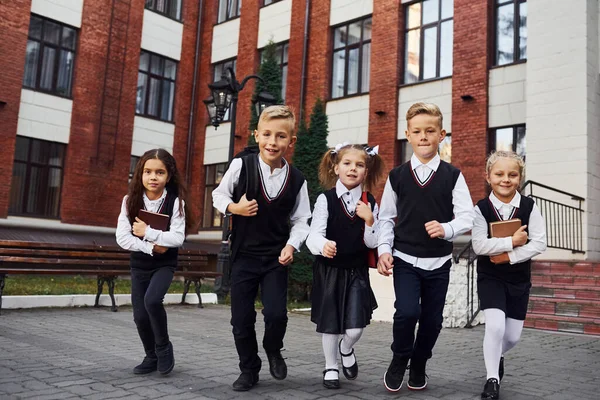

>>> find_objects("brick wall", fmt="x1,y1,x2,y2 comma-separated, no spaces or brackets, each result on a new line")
303,0,331,116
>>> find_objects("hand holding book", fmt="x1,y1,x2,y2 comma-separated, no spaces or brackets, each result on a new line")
488,218,528,264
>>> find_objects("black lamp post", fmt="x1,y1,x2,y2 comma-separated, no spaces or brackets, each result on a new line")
204,67,276,301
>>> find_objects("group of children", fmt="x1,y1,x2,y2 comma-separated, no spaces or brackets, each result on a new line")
116,103,547,400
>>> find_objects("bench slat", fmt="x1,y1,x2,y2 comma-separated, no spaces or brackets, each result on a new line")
0,248,130,259
0,268,221,277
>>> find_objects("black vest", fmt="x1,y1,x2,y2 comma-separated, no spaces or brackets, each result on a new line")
316,188,376,269
231,155,305,260
390,160,460,257
476,195,535,283
130,193,179,269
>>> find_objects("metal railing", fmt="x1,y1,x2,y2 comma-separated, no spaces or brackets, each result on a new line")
521,180,585,254
453,240,480,328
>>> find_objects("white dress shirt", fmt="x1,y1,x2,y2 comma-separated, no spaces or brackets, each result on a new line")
472,191,547,264
377,154,474,270
211,155,311,251
306,180,379,256
116,189,186,256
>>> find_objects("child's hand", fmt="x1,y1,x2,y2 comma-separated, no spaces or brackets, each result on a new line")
425,220,446,239
355,200,374,227
132,217,148,238
490,252,510,264
229,193,258,217
377,253,394,276
512,225,528,247
322,240,337,258
153,245,168,254
279,244,295,266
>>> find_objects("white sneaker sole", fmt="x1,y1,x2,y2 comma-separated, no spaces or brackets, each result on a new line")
407,379,428,390
383,371,403,392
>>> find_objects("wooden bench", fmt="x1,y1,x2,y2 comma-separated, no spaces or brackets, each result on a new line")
0,240,221,314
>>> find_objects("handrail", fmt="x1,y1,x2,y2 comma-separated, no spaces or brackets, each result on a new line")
521,180,585,202
454,240,480,328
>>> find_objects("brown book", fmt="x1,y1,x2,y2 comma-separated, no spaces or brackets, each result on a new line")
138,209,170,231
489,218,521,238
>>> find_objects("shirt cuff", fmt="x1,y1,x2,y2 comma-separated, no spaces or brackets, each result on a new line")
222,200,234,216
142,241,154,256
441,223,454,240
503,237,514,252
144,227,160,242
286,239,301,252
378,244,392,256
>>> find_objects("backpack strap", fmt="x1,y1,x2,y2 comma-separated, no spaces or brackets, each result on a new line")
242,154,259,201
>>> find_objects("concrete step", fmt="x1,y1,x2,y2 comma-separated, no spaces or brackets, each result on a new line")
532,274,600,286
531,261,600,277
524,313,600,336
530,284,600,300
528,297,600,319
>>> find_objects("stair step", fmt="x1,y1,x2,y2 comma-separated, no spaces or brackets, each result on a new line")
531,261,600,277
524,313,600,335
528,298,600,318
531,274,600,286
530,284,600,300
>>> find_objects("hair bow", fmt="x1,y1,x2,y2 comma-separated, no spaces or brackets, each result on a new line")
331,141,350,154
365,145,379,157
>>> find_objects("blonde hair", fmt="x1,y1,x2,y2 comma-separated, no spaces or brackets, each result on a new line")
486,150,525,178
406,102,443,129
318,144,385,192
257,105,296,135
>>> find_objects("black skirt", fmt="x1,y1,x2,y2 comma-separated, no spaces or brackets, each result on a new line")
311,258,378,334
478,272,531,321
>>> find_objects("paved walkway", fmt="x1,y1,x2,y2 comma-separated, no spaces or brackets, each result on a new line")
0,304,598,400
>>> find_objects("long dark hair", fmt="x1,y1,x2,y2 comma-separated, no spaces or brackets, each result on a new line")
127,149,195,234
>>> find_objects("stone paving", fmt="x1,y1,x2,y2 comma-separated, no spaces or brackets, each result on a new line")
0,304,599,399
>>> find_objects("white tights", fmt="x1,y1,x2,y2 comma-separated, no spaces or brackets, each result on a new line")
483,308,524,380
322,328,363,380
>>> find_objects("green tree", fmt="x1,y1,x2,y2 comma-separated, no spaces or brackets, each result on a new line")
248,40,283,146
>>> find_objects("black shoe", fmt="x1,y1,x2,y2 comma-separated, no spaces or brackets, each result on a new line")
266,351,287,380
133,353,157,375
155,342,174,375
232,372,259,391
407,358,428,390
339,339,358,380
499,356,504,382
383,356,409,392
481,378,500,399
322,368,340,389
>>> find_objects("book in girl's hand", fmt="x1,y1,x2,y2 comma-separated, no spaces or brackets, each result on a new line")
138,210,169,231
489,218,521,238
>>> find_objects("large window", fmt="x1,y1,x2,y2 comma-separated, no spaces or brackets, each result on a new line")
404,0,453,84
398,134,452,164
260,42,288,101
489,125,526,158
495,0,527,66
9,136,66,218
212,58,236,121
145,0,182,21
218,0,241,23
136,51,177,122
331,17,372,99
203,163,227,228
23,15,77,97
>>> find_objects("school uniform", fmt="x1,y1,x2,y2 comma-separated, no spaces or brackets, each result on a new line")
307,180,379,334
212,154,311,376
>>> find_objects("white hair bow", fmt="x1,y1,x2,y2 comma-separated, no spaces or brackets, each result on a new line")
331,141,350,154
365,145,379,157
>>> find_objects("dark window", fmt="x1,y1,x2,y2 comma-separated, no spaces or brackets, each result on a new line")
129,156,140,182
203,163,227,228
260,42,288,100
145,0,183,21
23,15,77,97
218,0,241,23
404,0,453,84
136,51,177,122
398,134,452,164
495,0,527,66
489,125,526,158
331,17,372,99
263,0,282,6
212,58,236,121
9,136,66,218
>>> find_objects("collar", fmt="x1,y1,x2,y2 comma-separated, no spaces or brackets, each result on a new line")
258,154,288,177
411,153,441,172
335,179,363,200
143,188,167,203
489,191,521,209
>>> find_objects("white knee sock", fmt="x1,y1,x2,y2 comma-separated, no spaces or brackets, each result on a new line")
502,318,524,354
340,328,363,368
483,309,506,380
322,333,339,380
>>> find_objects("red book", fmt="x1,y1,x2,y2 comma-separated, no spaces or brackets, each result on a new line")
138,209,169,231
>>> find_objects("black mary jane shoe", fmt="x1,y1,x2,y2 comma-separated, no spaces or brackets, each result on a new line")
339,339,358,380
322,368,340,389
481,378,500,399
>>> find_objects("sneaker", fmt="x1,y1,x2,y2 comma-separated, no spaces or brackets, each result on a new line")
383,356,409,392
232,372,259,391
132,354,157,375
407,358,428,390
499,356,504,382
266,350,287,380
481,378,500,399
155,341,174,375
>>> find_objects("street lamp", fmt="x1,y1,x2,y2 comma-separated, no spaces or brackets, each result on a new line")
204,67,277,301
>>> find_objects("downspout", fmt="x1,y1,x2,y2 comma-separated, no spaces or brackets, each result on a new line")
299,0,311,122
186,0,205,186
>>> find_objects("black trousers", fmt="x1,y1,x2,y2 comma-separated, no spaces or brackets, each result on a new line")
131,266,175,355
230,254,288,374
391,257,451,361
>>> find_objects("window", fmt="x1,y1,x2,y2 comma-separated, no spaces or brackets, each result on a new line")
23,15,77,97
398,134,452,164
489,125,526,158
263,0,282,6
260,42,288,100
203,163,227,228
136,51,177,122
495,0,527,66
145,0,182,21
9,136,66,218
218,0,241,23
129,156,140,182
212,58,236,121
404,0,453,84
331,17,372,99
